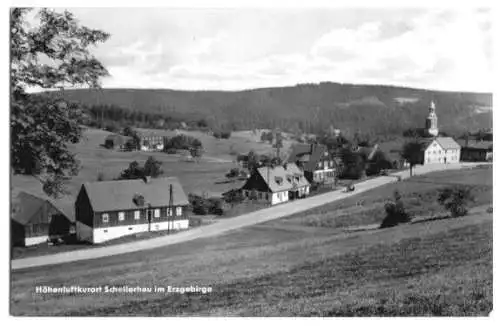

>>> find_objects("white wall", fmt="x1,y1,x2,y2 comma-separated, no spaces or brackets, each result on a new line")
271,191,288,205
424,142,461,165
25,235,49,246
92,220,189,244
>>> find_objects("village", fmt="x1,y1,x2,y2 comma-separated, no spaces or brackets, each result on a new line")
9,7,494,317
11,100,493,249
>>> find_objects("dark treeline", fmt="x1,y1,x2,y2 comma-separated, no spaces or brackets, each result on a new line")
57,83,492,139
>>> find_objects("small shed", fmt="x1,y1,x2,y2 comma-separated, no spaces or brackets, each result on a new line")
11,192,72,246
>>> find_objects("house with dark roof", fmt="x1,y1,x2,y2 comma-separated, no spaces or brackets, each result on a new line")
75,177,189,244
420,137,461,165
240,163,310,205
104,134,134,151
286,143,337,185
457,139,493,162
11,192,72,246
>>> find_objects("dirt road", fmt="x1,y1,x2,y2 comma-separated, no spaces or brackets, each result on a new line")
11,162,486,271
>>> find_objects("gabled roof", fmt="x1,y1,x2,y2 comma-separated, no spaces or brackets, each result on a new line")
11,191,65,226
255,163,310,193
356,144,379,160
105,134,132,144
435,137,461,150
421,137,461,151
456,139,493,150
286,144,329,171
82,177,189,212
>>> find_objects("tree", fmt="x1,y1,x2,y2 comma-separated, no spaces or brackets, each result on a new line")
366,150,393,176
247,150,260,173
339,147,366,179
143,156,163,178
122,126,141,150
438,186,474,218
119,161,144,180
11,8,109,197
401,141,425,177
189,146,203,161
380,190,411,228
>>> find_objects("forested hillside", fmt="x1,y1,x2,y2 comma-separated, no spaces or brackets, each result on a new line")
54,82,492,136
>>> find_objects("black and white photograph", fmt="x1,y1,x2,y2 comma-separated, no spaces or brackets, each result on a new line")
7,0,495,318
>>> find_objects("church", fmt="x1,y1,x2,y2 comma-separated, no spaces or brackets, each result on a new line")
419,101,461,165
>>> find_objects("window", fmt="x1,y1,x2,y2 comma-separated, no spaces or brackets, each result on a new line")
102,213,109,223
167,208,173,216
134,210,140,220
154,209,160,218
176,207,182,216
265,193,269,200
318,161,323,168
118,212,125,221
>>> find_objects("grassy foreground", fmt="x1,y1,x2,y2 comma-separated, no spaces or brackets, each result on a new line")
10,167,492,316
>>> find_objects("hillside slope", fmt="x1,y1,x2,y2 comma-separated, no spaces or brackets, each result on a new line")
56,82,492,134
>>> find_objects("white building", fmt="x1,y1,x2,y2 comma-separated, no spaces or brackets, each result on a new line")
421,137,461,165
75,177,189,244
240,163,310,205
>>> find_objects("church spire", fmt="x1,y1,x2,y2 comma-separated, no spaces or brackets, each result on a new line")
425,100,439,137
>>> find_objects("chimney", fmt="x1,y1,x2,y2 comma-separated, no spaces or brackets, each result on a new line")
283,163,288,170
310,143,315,153
143,175,151,183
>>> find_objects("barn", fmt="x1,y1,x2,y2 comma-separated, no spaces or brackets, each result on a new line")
104,134,133,151
75,176,190,244
11,191,73,247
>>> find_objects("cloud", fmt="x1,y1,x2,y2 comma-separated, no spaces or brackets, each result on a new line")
68,8,492,92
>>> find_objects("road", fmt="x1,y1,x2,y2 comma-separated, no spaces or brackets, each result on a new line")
11,162,486,271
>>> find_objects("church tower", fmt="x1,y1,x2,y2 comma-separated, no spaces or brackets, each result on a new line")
425,100,439,137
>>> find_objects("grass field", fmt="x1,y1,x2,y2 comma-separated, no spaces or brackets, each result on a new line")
10,167,492,316
11,127,287,221
279,166,492,229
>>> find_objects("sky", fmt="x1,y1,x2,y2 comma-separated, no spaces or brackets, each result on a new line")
53,7,492,92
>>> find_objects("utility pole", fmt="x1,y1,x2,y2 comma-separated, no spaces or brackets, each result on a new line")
168,184,173,234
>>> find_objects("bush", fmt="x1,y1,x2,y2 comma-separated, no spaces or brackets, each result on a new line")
437,186,474,218
97,171,105,181
189,194,225,216
380,190,411,228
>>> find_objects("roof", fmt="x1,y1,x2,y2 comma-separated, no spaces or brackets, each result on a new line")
11,191,65,226
435,137,461,150
256,163,310,193
356,144,379,160
82,177,189,212
287,143,328,171
456,139,493,150
105,134,132,145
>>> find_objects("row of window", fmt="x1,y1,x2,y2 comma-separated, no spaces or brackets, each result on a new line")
243,190,271,200
317,160,334,169
101,207,183,224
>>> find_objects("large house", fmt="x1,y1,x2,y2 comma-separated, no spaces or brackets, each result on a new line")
420,137,461,165
11,191,72,246
286,144,337,185
75,176,189,244
240,163,310,205
139,132,167,152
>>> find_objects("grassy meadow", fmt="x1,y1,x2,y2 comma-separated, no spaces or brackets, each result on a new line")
11,127,289,221
10,167,493,316
279,166,492,229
